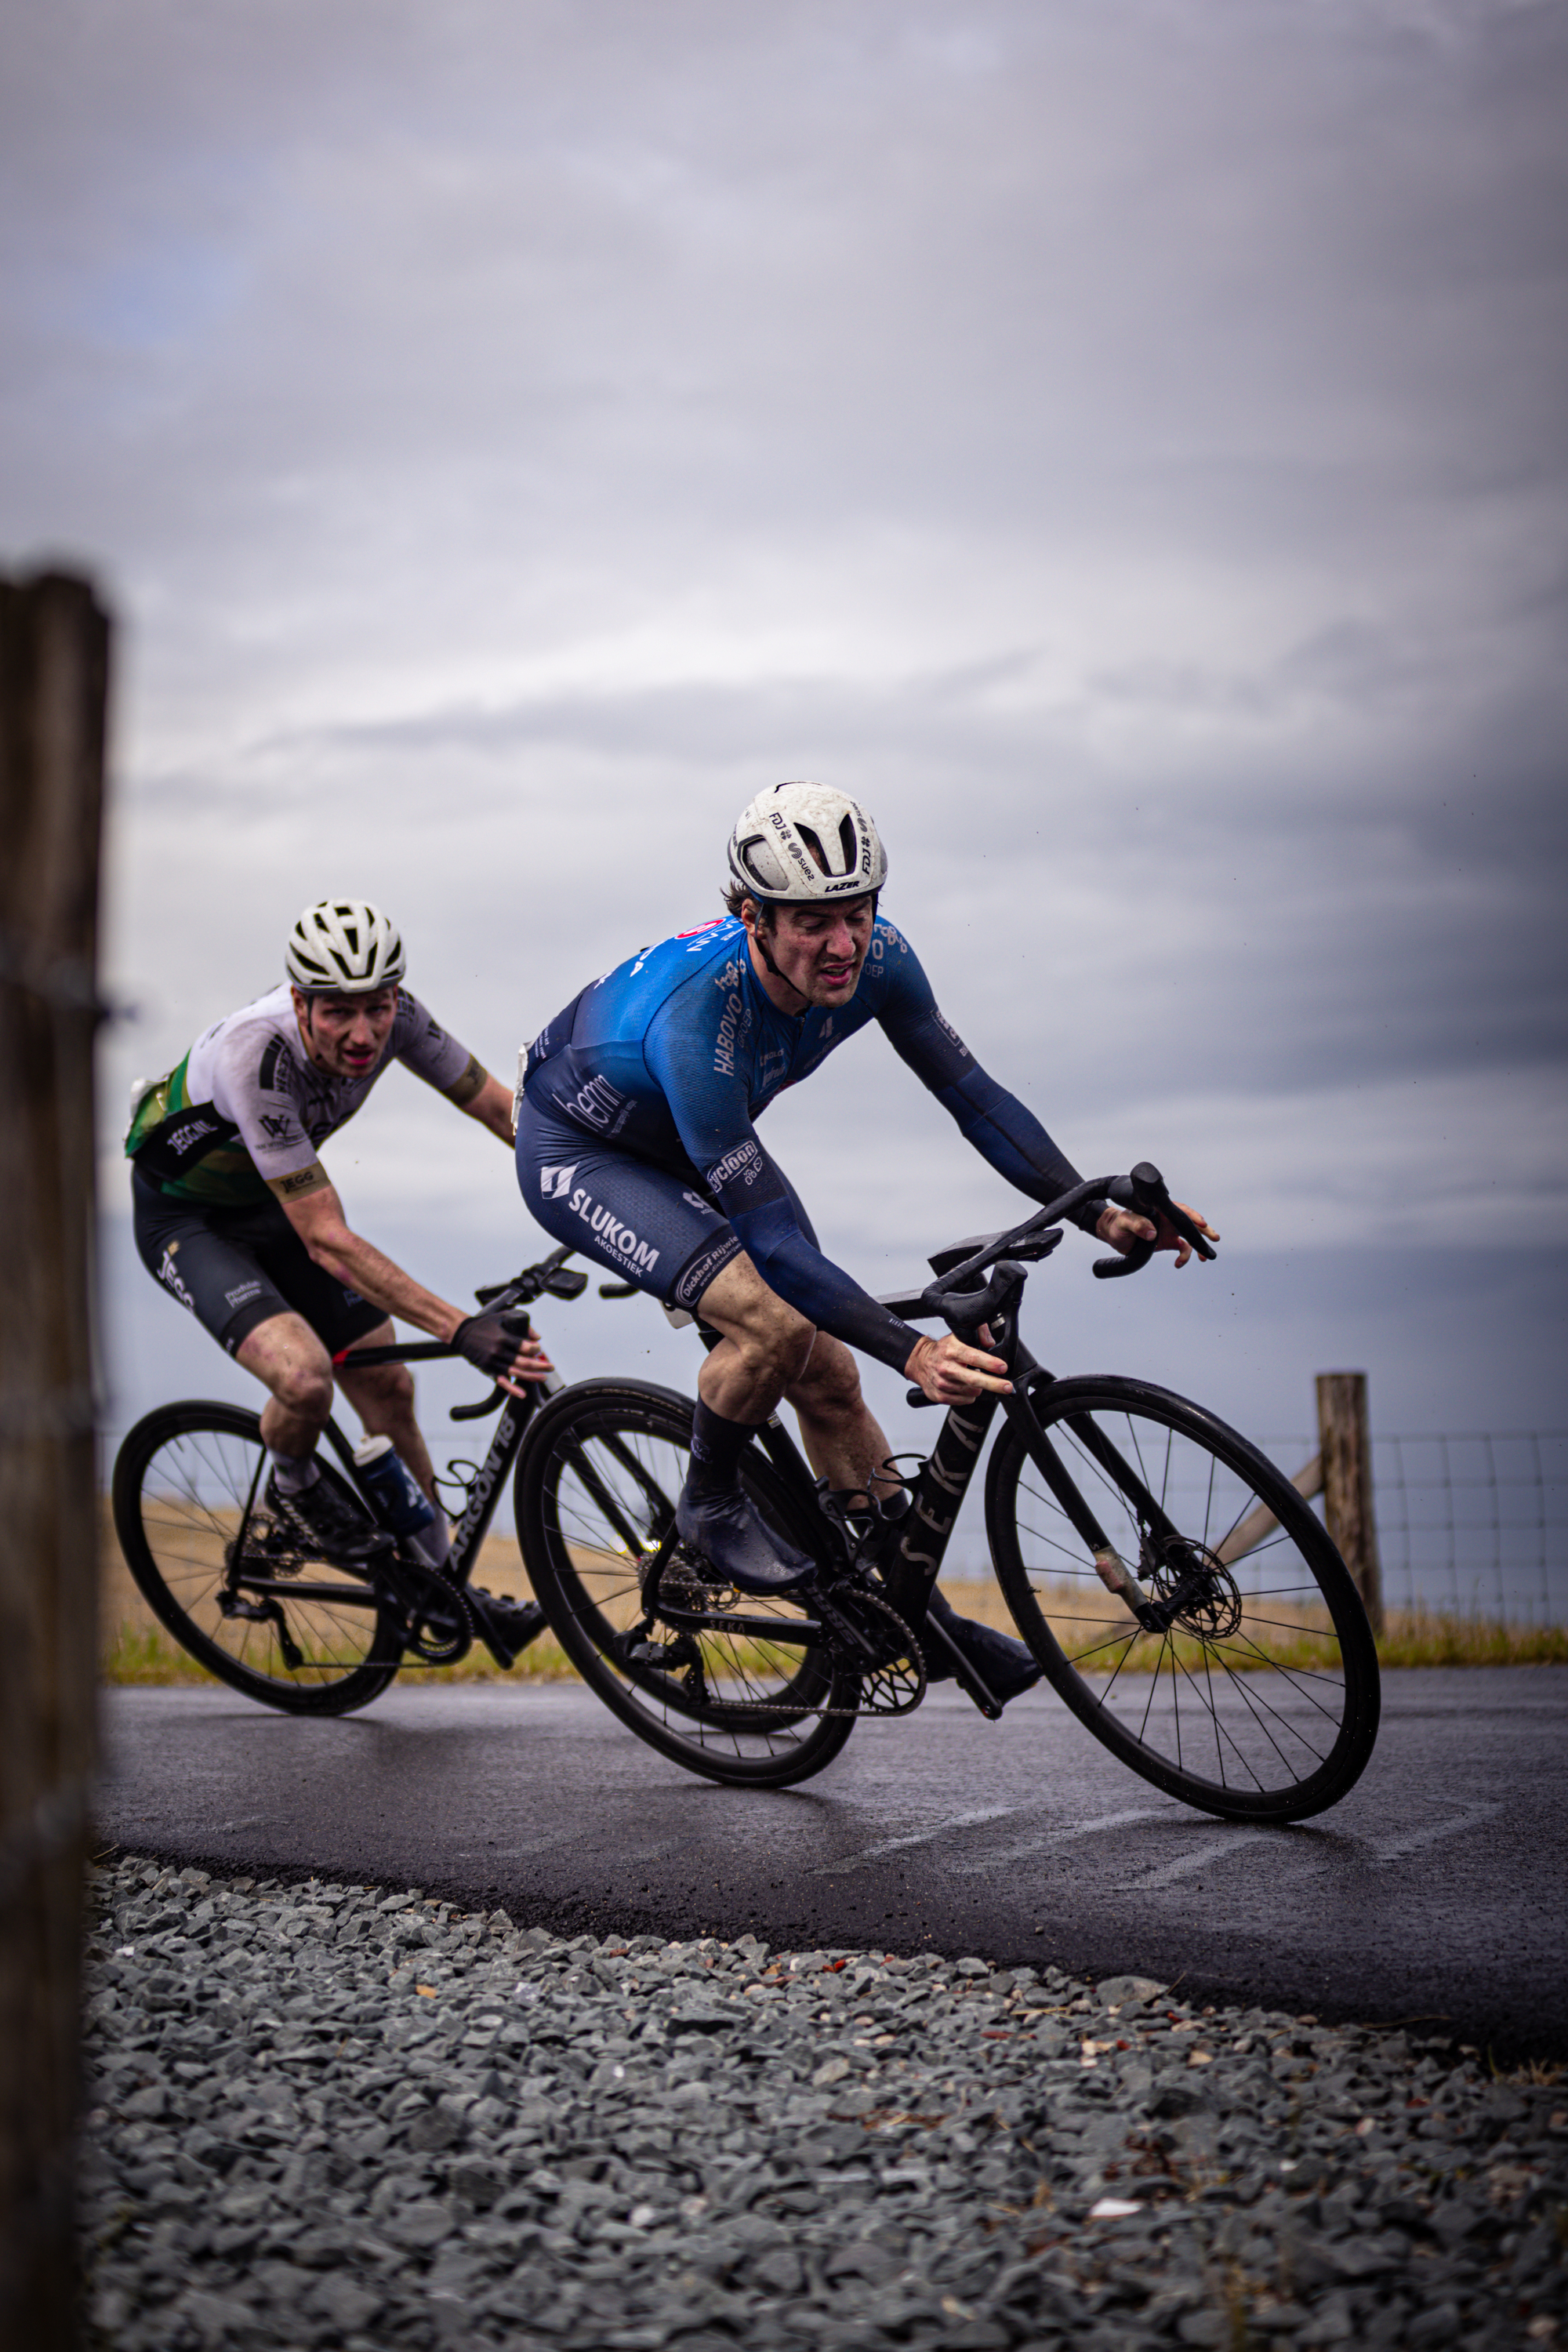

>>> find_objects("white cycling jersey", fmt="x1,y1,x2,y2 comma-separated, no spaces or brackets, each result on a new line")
126,983,481,1208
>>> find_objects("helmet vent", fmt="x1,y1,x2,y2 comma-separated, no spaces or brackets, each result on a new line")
724,783,887,906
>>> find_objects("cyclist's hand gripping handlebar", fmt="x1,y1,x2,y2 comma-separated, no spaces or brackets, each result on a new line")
1091,1160,1217,1279
452,1304,535,1377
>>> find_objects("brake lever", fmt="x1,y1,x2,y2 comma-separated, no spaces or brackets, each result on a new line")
1092,1160,1217,1277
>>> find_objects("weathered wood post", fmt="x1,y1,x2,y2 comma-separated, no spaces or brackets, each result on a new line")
1316,1370,1383,1639
0,569,111,2347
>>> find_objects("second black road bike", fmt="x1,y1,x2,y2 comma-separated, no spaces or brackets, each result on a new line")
111,1249,593,1715
515,1167,1381,1821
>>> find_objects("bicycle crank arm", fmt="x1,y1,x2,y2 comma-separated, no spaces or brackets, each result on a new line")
918,1613,1005,1722
463,1588,521,1670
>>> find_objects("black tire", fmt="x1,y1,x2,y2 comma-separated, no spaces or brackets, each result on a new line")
515,1378,859,1788
986,1377,1380,1822
111,1403,403,1715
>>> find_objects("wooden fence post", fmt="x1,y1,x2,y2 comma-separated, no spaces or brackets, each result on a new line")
1316,1370,1383,1639
0,569,111,2348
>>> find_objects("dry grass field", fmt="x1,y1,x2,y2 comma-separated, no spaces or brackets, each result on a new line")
100,1508,1565,1688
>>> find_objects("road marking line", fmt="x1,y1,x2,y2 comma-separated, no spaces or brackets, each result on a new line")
1365,1802,1504,1864
1114,1828,1276,1892
810,1802,1029,1875
949,1805,1172,1875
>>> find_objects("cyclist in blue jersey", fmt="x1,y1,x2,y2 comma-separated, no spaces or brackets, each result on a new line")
517,786,1216,1703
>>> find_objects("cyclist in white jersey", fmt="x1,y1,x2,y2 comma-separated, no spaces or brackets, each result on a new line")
127,899,550,1646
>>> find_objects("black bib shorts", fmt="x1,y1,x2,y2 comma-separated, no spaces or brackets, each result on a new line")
131,1168,386,1359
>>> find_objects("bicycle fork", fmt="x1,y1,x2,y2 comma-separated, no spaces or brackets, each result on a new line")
878,1265,1167,1682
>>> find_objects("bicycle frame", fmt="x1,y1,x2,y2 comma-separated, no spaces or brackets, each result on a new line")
677,1231,1182,1717
209,1242,587,1665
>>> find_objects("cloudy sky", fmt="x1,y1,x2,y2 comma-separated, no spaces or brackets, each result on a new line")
5,0,1564,1466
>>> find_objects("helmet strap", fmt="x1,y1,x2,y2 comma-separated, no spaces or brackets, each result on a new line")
743,900,812,1010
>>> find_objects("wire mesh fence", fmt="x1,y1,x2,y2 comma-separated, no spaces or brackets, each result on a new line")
1257,1432,1568,1626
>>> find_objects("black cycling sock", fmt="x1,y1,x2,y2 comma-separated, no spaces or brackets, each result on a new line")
688,1399,762,1497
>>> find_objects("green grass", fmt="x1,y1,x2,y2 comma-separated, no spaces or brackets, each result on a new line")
100,1604,1568,1688
1374,1610,1568,1668
100,1621,583,1687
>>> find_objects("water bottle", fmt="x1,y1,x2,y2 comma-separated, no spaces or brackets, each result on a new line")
353,1436,437,1539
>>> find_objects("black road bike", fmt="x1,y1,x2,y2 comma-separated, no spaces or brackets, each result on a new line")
514,1167,1381,1821
110,1249,595,1715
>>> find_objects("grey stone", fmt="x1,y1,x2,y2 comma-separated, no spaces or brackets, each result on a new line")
73,1857,1568,2352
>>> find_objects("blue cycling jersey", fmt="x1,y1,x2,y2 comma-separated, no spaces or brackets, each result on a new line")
522,913,1094,1373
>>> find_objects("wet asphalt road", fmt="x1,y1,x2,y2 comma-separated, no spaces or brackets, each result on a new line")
96,1666,1567,2060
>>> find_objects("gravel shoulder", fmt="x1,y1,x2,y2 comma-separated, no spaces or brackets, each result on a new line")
82,1856,1567,2351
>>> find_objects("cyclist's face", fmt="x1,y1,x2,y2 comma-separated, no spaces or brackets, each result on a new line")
292,986,398,1077
746,897,875,1008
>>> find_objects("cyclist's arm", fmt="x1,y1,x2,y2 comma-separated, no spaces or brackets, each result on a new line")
268,1169,551,1381
875,946,1105,1233
646,1022,924,1375
395,996,513,1140
452,1069,517,1144
878,956,1215,1263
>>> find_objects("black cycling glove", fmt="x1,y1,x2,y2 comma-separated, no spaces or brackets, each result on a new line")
452,1305,532,1377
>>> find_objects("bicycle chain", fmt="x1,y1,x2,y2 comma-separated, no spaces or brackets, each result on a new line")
659,1584,927,1721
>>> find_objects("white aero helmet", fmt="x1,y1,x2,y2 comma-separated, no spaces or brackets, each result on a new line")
285,898,406,993
728,782,887,905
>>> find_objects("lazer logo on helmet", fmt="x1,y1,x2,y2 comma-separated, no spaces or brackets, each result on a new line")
563,1185,660,1275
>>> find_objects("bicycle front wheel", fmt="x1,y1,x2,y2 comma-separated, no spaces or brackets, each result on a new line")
515,1378,859,1788
987,1377,1380,1821
111,1403,402,1715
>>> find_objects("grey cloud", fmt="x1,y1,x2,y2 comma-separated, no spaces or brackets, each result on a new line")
4,0,1563,1374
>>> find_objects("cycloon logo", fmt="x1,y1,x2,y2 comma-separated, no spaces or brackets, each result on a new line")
540,1163,578,1200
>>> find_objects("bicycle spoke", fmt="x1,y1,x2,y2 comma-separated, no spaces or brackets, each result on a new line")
995,1385,1376,1817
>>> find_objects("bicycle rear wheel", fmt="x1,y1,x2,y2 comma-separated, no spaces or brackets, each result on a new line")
987,1377,1379,1821
515,1378,858,1788
111,1403,402,1715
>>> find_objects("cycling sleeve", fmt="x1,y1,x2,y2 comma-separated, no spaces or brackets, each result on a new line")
877,946,1104,1231
644,1012,925,1374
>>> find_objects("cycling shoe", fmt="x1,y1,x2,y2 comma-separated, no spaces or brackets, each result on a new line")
469,1590,546,1654
673,1480,817,1595
421,1584,546,1666
920,1586,1041,1704
265,1472,392,1568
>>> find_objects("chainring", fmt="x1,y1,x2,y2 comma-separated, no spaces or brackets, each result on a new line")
822,1585,927,1716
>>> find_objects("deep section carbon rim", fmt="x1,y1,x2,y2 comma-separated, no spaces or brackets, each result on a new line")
516,1381,858,1787
988,1378,1379,1820
111,1403,401,1715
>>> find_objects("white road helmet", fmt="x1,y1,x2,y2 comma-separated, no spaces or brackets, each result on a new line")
285,899,406,993
727,782,887,905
